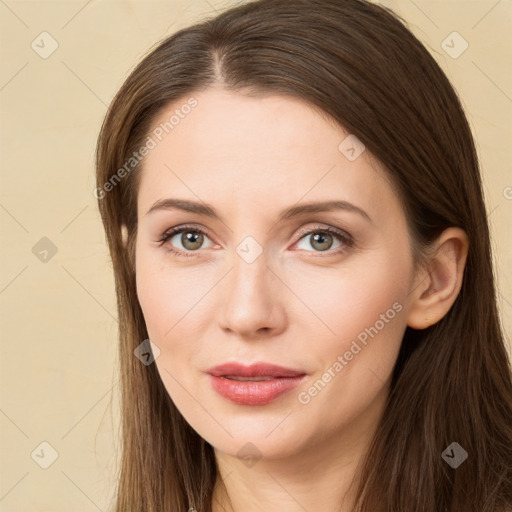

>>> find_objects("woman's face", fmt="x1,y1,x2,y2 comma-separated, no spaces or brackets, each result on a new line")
135,88,418,461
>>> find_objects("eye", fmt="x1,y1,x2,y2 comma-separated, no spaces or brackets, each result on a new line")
293,226,353,254
158,224,354,258
158,225,216,257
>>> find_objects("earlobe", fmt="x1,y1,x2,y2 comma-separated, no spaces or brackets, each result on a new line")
406,227,469,330
121,224,129,245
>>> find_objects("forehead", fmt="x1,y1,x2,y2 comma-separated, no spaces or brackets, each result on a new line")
136,88,400,224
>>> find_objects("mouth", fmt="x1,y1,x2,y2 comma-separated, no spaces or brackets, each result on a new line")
206,362,307,405
207,362,306,378
222,376,277,381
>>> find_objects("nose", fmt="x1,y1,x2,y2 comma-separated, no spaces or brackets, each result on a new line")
217,250,287,339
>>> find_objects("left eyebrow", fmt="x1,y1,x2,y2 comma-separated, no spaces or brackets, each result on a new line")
145,198,372,224
278,200,372,224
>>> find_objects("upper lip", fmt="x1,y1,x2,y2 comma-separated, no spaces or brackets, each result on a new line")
207,362,306,378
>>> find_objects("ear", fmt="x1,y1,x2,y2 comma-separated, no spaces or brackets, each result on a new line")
406,227,469,329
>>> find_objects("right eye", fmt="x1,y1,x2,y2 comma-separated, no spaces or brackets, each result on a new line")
158,225,216,257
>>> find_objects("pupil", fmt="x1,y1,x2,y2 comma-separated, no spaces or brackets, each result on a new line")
182,231,203,250
312,233,333,251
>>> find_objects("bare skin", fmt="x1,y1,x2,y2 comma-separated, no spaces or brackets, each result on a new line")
134,87,468,512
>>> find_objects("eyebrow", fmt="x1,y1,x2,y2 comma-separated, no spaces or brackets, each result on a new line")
145,198,372,224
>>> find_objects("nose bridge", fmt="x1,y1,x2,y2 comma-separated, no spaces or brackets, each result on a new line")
218,239,285,336
229,243,273,309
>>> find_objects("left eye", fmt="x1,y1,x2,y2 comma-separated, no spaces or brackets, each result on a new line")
294,228,350,253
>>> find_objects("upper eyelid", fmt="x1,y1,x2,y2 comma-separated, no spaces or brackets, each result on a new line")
293,224,352,242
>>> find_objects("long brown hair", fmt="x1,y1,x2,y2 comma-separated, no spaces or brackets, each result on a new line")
95,0,512,510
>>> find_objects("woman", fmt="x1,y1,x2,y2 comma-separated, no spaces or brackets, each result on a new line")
95,0,512,510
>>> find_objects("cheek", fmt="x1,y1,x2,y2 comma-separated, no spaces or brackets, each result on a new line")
289,252,410,408
299,257,409,409
290,251,410,345
135,248,216,351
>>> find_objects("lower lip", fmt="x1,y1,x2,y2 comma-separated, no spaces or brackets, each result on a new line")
208,375,306,405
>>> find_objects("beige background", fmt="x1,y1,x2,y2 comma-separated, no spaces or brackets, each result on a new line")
0,0,510,510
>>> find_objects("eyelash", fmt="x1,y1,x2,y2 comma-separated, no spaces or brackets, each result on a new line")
157,224,354,258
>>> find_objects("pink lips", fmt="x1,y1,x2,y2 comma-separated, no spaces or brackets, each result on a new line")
207,362,307,406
